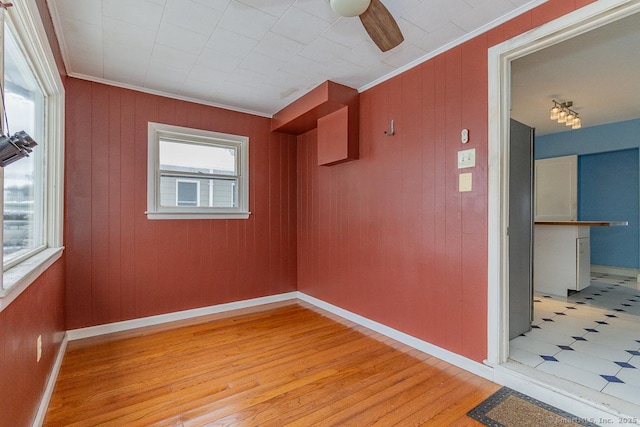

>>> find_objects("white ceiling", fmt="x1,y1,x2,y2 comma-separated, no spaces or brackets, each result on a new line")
48,0,542,117
511,11,640,136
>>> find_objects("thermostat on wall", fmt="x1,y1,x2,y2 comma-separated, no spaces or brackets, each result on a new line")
461,129,469,144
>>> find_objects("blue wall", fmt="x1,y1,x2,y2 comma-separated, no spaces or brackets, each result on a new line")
536,118,640,159
536,118,640,270
579,149,638,268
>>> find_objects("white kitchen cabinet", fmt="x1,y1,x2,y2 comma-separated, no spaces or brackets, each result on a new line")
534,155,577,221
534,223,590,296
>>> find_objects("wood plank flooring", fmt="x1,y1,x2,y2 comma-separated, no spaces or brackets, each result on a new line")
44,302,499,426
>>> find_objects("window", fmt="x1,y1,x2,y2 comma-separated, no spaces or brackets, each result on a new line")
3,26,46,268
0,0,65,306
147,123,250,219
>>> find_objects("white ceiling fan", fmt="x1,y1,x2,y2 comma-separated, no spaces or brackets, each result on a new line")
330,0,404,52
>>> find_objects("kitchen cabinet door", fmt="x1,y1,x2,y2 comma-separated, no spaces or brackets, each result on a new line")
535,155,577,221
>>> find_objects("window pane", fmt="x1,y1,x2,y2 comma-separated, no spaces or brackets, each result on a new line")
159,140,236,176
160,175,237,208
176,181,199,206
3,28,45,264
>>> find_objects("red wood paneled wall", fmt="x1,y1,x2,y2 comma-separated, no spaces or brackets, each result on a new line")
296,0,596,363
0,258,65,426
65,79,297,329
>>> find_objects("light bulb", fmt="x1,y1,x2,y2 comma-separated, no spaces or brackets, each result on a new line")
572,117,582,129
557,110,567,123
565,113,575,126
550,105,560,120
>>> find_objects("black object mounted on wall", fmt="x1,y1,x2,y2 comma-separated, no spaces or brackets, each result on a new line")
0,131,37,167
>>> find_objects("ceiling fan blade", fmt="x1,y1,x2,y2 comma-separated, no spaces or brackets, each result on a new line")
359,0,404,52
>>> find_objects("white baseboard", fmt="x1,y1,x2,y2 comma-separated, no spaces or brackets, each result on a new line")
67,290,493,379
33,333,68,427
591,264,640,280
296,292,494,381
67,292,298,341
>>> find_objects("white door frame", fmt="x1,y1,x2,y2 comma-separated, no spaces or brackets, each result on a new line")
486,0,640,367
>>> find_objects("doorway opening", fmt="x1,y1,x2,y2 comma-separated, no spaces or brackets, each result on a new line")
487,0,640,418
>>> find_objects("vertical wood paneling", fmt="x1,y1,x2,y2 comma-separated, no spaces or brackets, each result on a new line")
420,60,437,346
155,91,178,314
575,0,598,8
119,89,137,321
250,118,272,298
486,24,505,48
108,87,122,323
65,78,93,327
133,93,160,319
296,130,313,293
91,83,111,325
380,77,403,323
431,54,448,349
531,0,582,28
65,80,297,329
0,259,65,427
503,11,533,41
444,47,463,353
461,35,490,361
269,132,282,293
397,66,424,337
296,0,591,362
63,0,592,351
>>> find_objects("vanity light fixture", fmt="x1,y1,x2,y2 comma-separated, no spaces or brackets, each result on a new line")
549,100,582,129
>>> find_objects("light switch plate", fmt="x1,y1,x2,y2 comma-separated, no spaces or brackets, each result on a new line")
458,149,476,169
459,173,472,192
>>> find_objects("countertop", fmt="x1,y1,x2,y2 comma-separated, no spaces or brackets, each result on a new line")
535,220,628,227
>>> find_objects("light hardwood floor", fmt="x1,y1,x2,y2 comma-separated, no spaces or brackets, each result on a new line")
44,302,498,426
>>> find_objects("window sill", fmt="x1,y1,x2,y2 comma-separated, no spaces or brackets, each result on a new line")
0,247,64,314
146,211,251,220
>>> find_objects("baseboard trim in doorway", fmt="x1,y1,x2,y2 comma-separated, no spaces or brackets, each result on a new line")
591,265,640,280
297,292,494,381
33,333,68,427
493,361,640,423
66,292,299,341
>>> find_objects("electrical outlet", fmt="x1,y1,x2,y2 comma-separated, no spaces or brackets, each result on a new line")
37,335,42,363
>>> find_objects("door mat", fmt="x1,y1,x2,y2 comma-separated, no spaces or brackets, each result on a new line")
467,387,599,427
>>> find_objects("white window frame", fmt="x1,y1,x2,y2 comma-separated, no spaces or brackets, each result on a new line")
175,179,200,207
3,22,47,270
0,0,65,312
147,122,250,220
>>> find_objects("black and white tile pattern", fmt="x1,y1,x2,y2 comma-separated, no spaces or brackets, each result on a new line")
509,275,640,406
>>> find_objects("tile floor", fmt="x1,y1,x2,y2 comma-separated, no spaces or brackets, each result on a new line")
509,274,640,406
